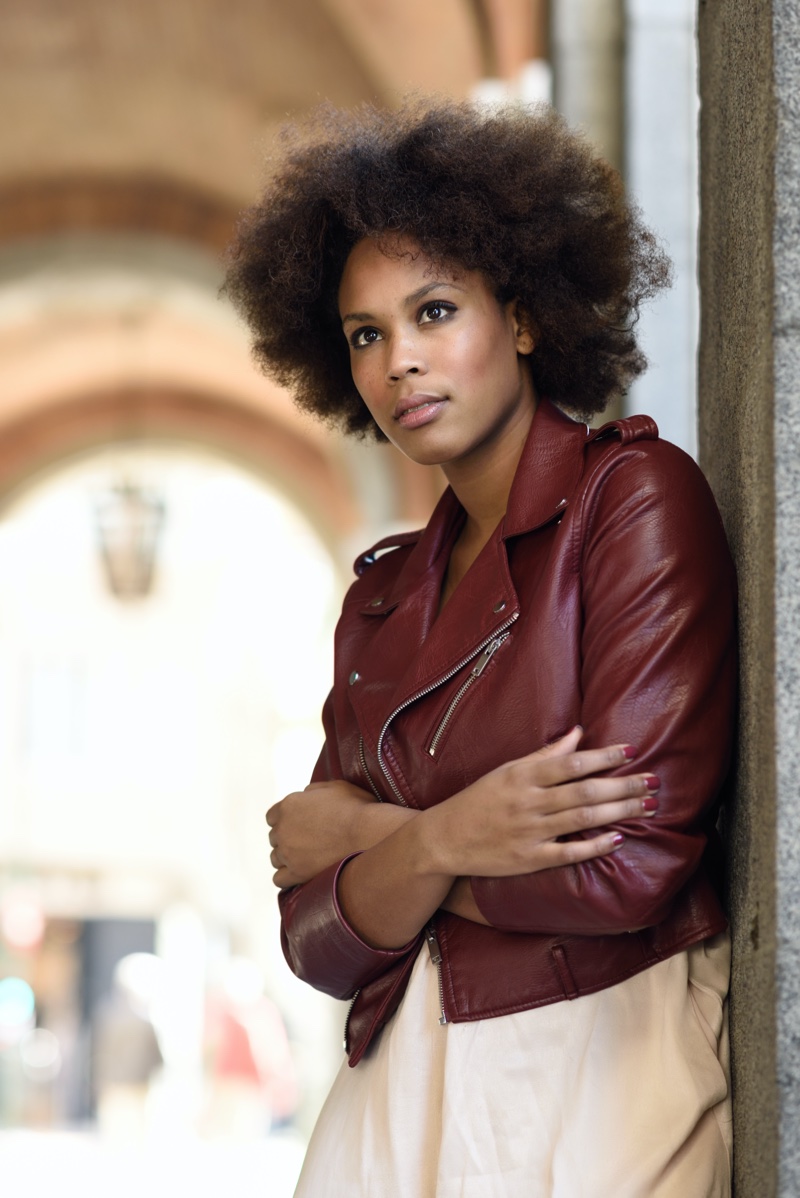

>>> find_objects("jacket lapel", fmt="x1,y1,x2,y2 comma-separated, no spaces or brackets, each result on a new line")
349,400,591,753
347,489,463,754
502,399,589,539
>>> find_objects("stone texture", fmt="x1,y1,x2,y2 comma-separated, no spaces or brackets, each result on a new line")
773,12,800,1183
698,0,778,1193
699,0,800,1192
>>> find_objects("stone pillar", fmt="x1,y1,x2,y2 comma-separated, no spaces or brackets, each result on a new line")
551,0,624,170
698,1,800,1193
551,0,625,424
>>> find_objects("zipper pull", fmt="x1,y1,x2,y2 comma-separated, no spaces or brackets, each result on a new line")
425,926,442,965
425,927,448,1026
471,634,507,678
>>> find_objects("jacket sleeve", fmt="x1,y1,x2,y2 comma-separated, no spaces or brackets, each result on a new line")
471,441,737,935
277,687,421,1000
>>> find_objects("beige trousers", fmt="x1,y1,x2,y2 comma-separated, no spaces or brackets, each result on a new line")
295,933,732,1197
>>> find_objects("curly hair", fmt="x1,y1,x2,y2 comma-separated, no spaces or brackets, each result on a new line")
225,99,671,439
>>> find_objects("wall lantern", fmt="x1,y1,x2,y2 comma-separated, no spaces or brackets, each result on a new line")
94,481,165,600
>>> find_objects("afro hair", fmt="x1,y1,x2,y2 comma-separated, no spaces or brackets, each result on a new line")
225,99,671,439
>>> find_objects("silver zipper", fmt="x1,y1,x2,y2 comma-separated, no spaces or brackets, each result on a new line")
375,613,519,803
358,735,384,801
343,988,360,1051
427,633,510,757
346,615,517,1040
425,925,447,1025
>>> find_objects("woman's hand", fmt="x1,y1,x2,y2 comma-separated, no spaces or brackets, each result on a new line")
266,780,417,889
333,727,657,951
424,725,659,881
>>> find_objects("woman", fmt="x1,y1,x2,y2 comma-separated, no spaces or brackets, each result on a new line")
226,100,736,1196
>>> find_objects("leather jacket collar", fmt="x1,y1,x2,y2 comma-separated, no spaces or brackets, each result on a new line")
350,400,626,741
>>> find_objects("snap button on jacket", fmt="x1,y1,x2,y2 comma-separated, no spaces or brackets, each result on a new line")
279,400,737,1066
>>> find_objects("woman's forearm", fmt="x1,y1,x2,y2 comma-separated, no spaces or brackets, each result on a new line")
355,801,419,850
337,733,658,945
337,810,456,948
268,782,419,888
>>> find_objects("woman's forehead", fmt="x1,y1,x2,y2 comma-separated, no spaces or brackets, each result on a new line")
338,235,469,312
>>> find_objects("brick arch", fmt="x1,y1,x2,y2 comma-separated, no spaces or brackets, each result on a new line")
0,388,362,554
0,175,238,256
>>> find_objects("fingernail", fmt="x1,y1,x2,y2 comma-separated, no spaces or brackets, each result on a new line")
572,724,583,734
612,833,625,846
622,745,638,760
642,796,659,813
644,775,660,792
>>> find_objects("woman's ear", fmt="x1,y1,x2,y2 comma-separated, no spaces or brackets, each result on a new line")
512,302,536,355
516,328,535,355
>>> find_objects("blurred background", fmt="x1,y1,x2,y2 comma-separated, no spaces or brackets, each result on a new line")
0,2,698,1194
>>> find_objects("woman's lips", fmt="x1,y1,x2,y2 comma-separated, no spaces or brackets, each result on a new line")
394,395,447,429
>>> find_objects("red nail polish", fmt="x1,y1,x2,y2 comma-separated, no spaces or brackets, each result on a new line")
642,796,659,812
622,745,638,760
644,775,660,791
612,833,625,846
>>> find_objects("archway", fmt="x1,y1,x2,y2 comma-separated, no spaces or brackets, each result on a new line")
0,388,361,558
0,439,346,1188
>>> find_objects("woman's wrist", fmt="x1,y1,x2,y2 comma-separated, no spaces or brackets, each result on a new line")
408,801,459,877
353,801,419,852
335,813,457,949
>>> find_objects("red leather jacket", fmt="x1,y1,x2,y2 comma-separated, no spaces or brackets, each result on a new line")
279,400,737,1066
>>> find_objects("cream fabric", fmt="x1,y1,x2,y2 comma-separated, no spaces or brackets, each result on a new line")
294,932,731,1197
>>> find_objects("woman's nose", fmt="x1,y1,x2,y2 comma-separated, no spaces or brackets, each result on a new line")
385,335,426,383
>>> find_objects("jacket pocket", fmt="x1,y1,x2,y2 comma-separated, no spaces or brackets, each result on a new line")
426,633,510,759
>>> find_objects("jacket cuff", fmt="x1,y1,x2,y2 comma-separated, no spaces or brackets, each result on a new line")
281,853,420,999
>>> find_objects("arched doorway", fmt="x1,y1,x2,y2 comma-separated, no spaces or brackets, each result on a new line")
0,440,347,1191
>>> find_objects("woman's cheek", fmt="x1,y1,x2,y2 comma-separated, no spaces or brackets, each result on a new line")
353,364,385,416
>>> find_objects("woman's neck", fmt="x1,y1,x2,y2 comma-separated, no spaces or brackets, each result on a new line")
444,398,536,545
436,397,537,613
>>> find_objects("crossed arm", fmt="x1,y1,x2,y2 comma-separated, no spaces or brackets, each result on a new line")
269,449,735,957
267,726,660,949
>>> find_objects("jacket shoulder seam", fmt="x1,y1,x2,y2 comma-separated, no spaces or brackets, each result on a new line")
587,413,659,445
353,530,423,577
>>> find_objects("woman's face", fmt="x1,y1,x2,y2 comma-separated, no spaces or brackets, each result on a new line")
337,235,536,471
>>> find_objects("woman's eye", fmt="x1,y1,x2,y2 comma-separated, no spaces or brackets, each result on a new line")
419,302,454,325
351,327,382,349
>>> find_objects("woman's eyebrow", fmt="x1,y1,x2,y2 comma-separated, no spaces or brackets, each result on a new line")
341,309,373,326
405,279,464,305
341,280,464,326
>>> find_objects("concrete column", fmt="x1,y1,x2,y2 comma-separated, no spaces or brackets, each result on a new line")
471,0,551,105
698,1,800,1193
551,0,625,424
624,0,697,455
551,0,625,170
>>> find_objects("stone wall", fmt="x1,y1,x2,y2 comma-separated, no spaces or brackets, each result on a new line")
770,5,800,1191
698,1,800,1192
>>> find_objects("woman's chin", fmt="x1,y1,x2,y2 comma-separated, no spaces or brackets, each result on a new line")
387,434,461,469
